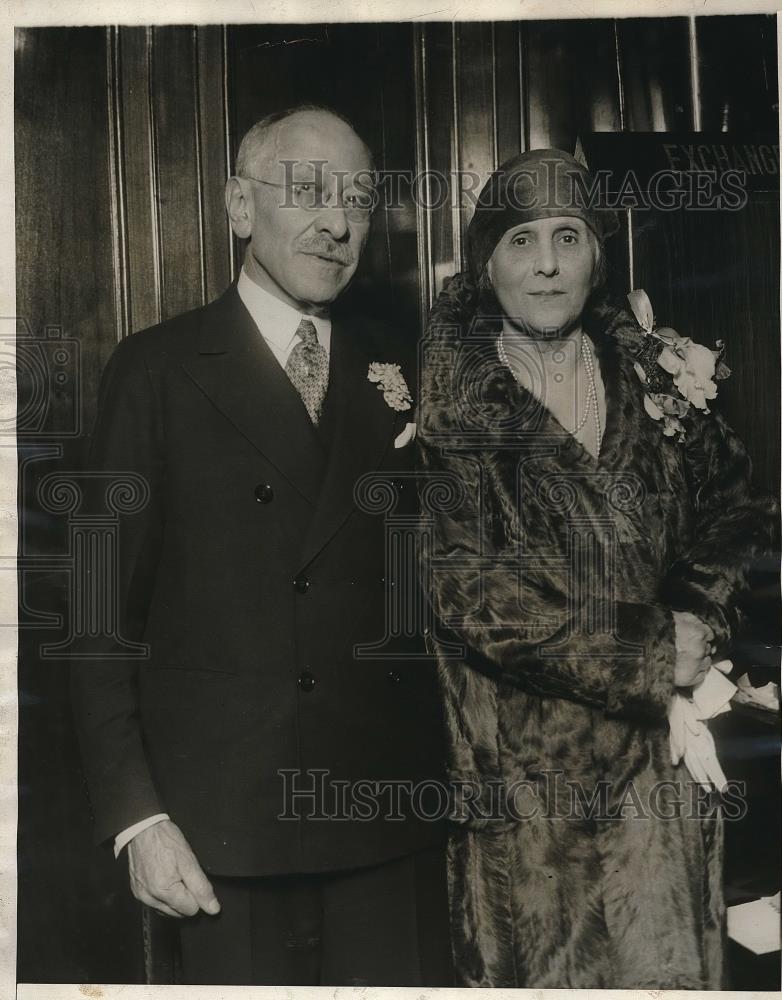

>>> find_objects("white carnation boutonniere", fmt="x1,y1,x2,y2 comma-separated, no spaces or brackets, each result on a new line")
367,362,413,412
627,288,731,442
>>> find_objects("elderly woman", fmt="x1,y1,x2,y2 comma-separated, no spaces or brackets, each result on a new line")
417,149,778,989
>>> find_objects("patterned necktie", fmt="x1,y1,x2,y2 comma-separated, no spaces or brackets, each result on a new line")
284,318,329,424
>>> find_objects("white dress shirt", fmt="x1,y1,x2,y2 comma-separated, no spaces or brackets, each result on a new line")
237,267,331,366
113,271,332,858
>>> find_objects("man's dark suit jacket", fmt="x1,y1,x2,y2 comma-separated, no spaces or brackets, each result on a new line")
71,284,446,877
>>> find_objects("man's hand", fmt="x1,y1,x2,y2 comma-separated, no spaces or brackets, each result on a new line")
672,610,715,688
127,819,221,919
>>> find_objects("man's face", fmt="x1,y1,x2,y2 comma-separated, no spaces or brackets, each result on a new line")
487,216,598,337
234,111,374,313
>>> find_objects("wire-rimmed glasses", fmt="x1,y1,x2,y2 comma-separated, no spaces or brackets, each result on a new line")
240,175,377,223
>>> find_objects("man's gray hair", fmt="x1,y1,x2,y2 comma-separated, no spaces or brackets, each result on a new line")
234,104,373,177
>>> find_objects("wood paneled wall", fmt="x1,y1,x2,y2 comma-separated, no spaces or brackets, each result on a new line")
412,17,777,301
15,16,779,984
17,18,779,435
106,26,233,336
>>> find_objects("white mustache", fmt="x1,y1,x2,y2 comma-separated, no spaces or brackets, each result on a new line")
297,239,354,265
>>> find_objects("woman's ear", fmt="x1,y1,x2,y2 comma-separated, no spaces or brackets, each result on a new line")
588,237,604,290
479,263,494,294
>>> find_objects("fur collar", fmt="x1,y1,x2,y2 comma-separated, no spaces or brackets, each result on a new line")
420,273,656,473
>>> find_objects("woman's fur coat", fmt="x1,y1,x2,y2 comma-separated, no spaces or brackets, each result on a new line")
417,275,778,989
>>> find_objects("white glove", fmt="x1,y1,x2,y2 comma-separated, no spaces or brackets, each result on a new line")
669,664,736,792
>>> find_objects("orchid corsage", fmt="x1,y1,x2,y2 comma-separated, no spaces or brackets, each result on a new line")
627,289,731,441
367,362,413,412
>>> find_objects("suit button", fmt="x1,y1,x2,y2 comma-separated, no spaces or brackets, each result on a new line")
298,671,316,692
293,575,310,593
387,670,401,684
254,484,274,504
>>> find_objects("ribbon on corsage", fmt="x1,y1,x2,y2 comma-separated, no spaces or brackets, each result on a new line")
627,289,731,441
367,362,413,412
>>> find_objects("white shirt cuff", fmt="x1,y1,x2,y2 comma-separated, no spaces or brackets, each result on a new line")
114,813,170,858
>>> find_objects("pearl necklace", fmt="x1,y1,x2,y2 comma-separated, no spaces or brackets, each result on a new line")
580,335,603,453
497,331,603,453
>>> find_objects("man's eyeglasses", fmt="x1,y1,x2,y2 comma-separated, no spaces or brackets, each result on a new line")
240,176,377,222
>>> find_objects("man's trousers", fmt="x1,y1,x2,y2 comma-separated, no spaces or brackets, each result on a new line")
175,845,453,986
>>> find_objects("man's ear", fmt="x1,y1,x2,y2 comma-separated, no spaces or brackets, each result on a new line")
225,177,253,240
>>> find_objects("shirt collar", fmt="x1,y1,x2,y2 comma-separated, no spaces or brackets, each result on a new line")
237,267,331,355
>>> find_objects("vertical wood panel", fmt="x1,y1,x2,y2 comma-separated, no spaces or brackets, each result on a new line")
119,26,161,332
492,21,522,165
192,28,208,306
613,20,627,132
223,26,240,284
616,18,693,132
195,25,231,303
15,25,143,984
15,28,123,424
687,18,702,132
450,24,463,268
588,21,624,134
151,26,204,320
106,26,130,341
456,22,496,253
519,22,531,152
526,20,573,148
696,14,778,133
420,23,458,295
370,23,420,334
413,23,434,316
525,19,621,152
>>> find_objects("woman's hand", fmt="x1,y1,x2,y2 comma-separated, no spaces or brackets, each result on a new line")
672,610,715,688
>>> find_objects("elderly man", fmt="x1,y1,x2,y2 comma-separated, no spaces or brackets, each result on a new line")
72,105,451,987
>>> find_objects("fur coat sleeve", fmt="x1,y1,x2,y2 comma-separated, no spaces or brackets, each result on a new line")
662,407,778,652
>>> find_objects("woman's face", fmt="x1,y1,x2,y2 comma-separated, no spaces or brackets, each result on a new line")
487,216,598,338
